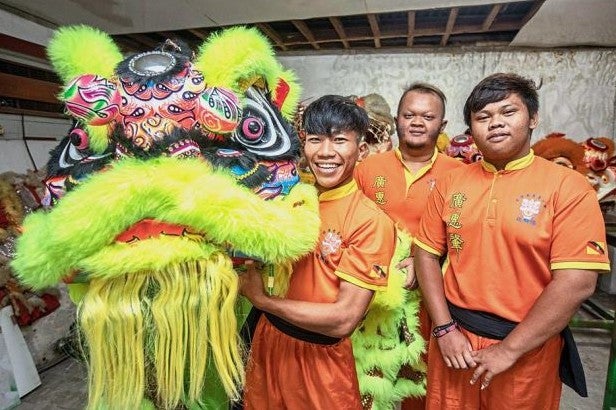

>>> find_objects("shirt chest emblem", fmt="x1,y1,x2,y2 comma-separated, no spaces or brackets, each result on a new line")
320,229,343,259
516,194,545,225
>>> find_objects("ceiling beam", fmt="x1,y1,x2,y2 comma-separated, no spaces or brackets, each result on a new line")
0,72,61,105
521,0,547,26
187,28,208,40
255,23,288,51
0,106,66,119
407,11,415,47
441,7,459,46
292,20,320,50
281,20,520,47
329,17,349,49
367,14,381,48
482,4,502,31
0,34,47,60
125,33,159,49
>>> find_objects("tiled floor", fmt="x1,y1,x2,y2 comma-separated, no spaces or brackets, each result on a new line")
12,290,616,410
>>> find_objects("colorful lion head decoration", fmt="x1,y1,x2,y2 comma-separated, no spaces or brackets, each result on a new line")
582,137,616,206
532,133,616,207
445,132,482,164
531,132,586,174
12,25,320,409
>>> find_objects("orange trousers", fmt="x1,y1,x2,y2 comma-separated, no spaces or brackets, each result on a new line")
425,327,563,410
243,316,362,410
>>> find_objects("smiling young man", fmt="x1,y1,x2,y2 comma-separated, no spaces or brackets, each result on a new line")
414,73,610,409
354,83,463,409
241,95,396,409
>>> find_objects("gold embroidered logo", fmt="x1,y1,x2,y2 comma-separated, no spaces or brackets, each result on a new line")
372,175,386,188
451,193,467,208
449,233,464,252
375,191,386,205
448,213,462,229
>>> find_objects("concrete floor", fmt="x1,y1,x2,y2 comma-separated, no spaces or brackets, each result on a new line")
11,292,616,410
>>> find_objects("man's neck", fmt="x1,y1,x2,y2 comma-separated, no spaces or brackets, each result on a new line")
399,146,434,172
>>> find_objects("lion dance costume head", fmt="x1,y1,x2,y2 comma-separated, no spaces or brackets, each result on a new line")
12,25,320,409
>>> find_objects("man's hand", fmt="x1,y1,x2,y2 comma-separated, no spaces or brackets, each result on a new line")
396,257,417,289
437,329,476,370
469,342,518,389
238,264,267,308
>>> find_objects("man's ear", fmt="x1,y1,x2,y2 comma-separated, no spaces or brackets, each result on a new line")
529,113,539,130
439,119,448,133
357,141,370,162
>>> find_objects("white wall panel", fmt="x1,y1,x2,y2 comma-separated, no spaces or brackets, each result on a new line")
279,48,616,144
0,114,69,174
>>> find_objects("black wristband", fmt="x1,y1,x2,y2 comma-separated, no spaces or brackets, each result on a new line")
432,320,458,338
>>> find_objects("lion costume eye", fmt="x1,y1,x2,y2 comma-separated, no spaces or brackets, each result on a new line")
69,128,89,150
232,86,295,158
241,117,265,141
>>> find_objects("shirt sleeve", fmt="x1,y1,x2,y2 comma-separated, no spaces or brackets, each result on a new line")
414,176,448,256
550,174,610,271
353,162,366,191
335,208,395,290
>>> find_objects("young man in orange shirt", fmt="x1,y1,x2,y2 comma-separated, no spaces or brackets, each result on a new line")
355,83,463,408
240,95,396,409
414,73,610,409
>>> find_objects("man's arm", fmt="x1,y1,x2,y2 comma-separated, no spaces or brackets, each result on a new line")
470,268,597,388
240,266,374,338
415,247,476,369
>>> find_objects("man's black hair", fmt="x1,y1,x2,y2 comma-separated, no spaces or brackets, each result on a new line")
302,95,369,140
463,73,539,126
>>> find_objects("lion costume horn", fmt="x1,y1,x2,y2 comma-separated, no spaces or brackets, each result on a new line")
13,25,319,409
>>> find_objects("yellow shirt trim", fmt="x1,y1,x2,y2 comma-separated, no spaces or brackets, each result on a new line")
335,270,387,291
413,238,442,257
481,149,535,173
319,179,358,202
395,147,438,191
551,261,611,272
441,254,450,277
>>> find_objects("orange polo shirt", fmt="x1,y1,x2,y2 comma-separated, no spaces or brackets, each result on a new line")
355,148,463,236
285,180,394,303
415,151,610,322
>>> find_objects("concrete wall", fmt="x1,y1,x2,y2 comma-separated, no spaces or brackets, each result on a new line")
279,47,616,144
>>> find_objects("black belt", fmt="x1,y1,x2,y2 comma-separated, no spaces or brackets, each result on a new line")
447,301,587,397
264,312,342,345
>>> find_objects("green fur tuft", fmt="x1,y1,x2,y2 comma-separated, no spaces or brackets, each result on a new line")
195,27,276,91
47,25,123,83
85,124,111,154
195,27,301,117
12,157,320,289
352,228,426,409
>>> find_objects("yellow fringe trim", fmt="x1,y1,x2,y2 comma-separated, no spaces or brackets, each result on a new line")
79,255,243,409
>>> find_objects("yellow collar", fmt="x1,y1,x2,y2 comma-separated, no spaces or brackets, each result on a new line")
319,179,358,202
394,147,438,169
481,150,535,173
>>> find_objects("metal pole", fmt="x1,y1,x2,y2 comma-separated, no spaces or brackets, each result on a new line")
603,316,616,410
